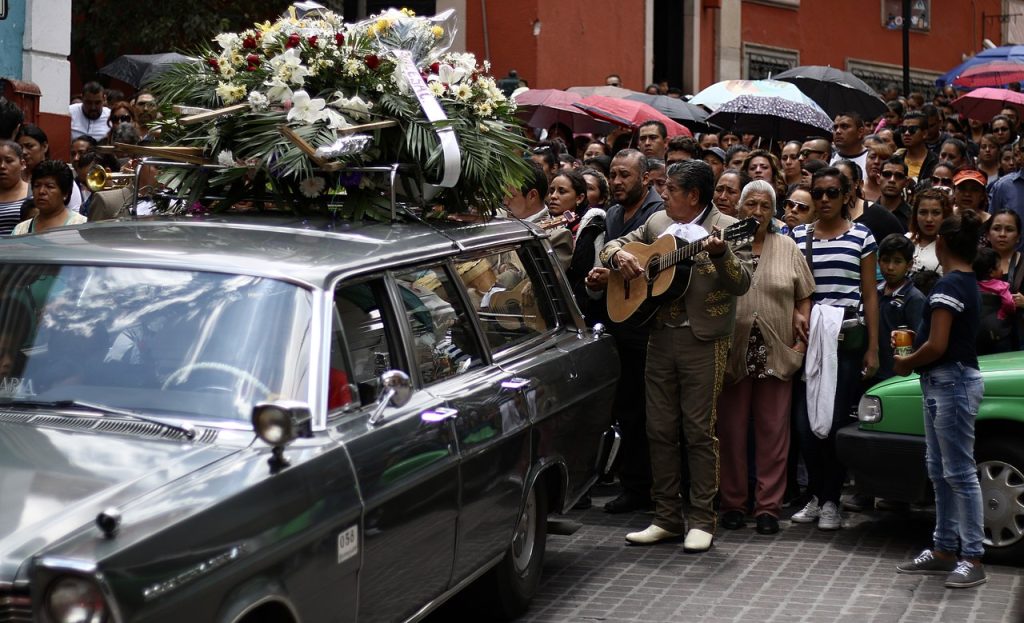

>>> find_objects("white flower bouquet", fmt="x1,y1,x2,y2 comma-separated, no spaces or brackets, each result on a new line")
149,7,530,218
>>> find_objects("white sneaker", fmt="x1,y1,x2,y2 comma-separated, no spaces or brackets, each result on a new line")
790,496,820,523
818,501,842,530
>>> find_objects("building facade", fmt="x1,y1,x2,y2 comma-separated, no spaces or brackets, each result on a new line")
436,0,1021,95
0,0,72,156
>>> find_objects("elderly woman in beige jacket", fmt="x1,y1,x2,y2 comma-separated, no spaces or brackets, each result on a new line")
717,180,815,536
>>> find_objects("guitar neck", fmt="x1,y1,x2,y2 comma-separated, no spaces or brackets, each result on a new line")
662,237,708,269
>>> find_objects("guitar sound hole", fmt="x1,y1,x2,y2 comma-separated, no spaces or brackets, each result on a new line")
506,300,523,315
646,258,660,280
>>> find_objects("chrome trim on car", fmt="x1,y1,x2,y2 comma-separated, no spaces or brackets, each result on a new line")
142,545,247,601
311,287,331,432
227,595,302,623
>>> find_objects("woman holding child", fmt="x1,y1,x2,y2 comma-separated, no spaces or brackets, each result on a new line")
717,180,815,535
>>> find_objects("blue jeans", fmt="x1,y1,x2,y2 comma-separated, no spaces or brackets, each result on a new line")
921,362,985,559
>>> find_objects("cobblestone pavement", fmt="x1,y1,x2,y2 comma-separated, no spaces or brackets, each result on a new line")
519,486,1023,623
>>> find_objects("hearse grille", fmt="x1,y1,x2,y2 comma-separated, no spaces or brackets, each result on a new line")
0,411,218,444
0,589,31,623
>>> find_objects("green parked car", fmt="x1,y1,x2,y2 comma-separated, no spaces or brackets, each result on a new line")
837,352,1024,564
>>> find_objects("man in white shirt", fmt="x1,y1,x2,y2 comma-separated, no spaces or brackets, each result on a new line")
69,82,109,142
830,112,868,181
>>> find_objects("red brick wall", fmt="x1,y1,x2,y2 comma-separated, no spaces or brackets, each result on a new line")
740,0,1003,75
465,0,648,90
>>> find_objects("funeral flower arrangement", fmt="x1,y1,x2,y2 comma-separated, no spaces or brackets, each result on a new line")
149,7,531,217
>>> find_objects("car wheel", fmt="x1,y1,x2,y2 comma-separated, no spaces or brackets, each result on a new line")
485,477,548,620
976,437,1024,564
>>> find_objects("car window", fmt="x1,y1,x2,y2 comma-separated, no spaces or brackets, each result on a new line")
0,264,312,421
454,246,557,352
392,265,484,384
332,279,403,408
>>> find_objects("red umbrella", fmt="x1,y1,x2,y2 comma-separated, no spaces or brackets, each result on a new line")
573,95,692,137
512,89,613,133
950,87,1024,121
953,60,1024,89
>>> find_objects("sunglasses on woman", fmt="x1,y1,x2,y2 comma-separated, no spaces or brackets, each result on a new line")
809,187,842,200
110,114,133,123
784,198,811,212
931,176,953,186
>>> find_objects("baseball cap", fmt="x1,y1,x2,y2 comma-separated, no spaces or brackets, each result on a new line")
703,146,726,163
952,169,987,188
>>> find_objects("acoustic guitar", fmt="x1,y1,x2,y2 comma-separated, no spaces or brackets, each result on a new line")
489,279,548,332
606,217,757,325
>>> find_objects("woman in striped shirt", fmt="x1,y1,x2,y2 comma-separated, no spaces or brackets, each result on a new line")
0,141,29,235
789,166,879,531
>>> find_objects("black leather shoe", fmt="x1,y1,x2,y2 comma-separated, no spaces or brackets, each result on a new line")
721,510,746,530
603,493,652,514
755,513,779,535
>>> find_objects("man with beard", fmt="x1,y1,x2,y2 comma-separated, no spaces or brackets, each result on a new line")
584,149,664,513
70,82,110,142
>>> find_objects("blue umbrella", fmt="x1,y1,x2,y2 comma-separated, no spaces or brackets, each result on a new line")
936,45,1024,88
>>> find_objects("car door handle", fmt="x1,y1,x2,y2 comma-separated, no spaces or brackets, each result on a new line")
420,407,459,423
500,377,532,392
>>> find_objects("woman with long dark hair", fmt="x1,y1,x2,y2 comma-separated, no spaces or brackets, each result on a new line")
894,210,988,589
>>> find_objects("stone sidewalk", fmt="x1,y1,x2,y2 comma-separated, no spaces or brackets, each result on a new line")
521,488,1023,623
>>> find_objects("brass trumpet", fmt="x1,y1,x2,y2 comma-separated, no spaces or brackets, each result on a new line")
85,165,134,192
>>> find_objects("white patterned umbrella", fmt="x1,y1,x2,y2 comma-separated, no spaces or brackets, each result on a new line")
689,79,821,112
705,94,833,141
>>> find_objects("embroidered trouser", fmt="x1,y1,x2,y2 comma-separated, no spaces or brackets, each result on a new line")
645,326,728,533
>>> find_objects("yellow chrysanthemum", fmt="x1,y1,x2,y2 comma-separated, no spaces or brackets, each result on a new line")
401,8,415,16
431,25,443,38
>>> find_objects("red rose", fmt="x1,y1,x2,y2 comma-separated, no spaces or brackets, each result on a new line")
335,32,345,46
307,35,318,47
364,54,380,70
246,54,260,71
207,57,220,70
286,33,301,48
242,35,257,49
429,62,440,74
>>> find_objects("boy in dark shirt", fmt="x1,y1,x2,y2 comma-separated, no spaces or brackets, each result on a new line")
873,234,927,382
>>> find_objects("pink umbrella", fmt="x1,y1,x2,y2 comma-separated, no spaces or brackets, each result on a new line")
512,89,613,133
950,87,1024,121
573,95,692,137
953,60,1024,89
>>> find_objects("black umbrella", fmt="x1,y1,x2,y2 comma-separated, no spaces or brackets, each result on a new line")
99,53,197,88
773,65,888,120
622,93,716,132
705,95,833,141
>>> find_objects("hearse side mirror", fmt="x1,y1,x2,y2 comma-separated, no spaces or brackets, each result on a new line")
252,400,312,471
368,369,412,426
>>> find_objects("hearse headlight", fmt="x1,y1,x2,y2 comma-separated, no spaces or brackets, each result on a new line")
45,576,108,623
857,395,882,423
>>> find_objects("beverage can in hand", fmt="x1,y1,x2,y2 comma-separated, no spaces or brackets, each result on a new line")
893,326,914,357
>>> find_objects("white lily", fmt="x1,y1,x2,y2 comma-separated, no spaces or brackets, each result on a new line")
287,90,327,124
264,78,293,103
330,93,373,121
437,63,466,85
215,32,241,52
269,47,310,86
320,108,351,130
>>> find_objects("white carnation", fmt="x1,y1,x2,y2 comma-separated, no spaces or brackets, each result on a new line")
299,176,326,198
247,90,270,111
217,150,236,167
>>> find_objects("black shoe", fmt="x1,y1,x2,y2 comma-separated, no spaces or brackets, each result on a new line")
603,493,652,514
721,510,746,530
572,492,592,510
755,513,779,535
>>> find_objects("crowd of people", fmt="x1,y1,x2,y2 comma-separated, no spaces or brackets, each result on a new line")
0,81,159,236
513,87,1023,590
